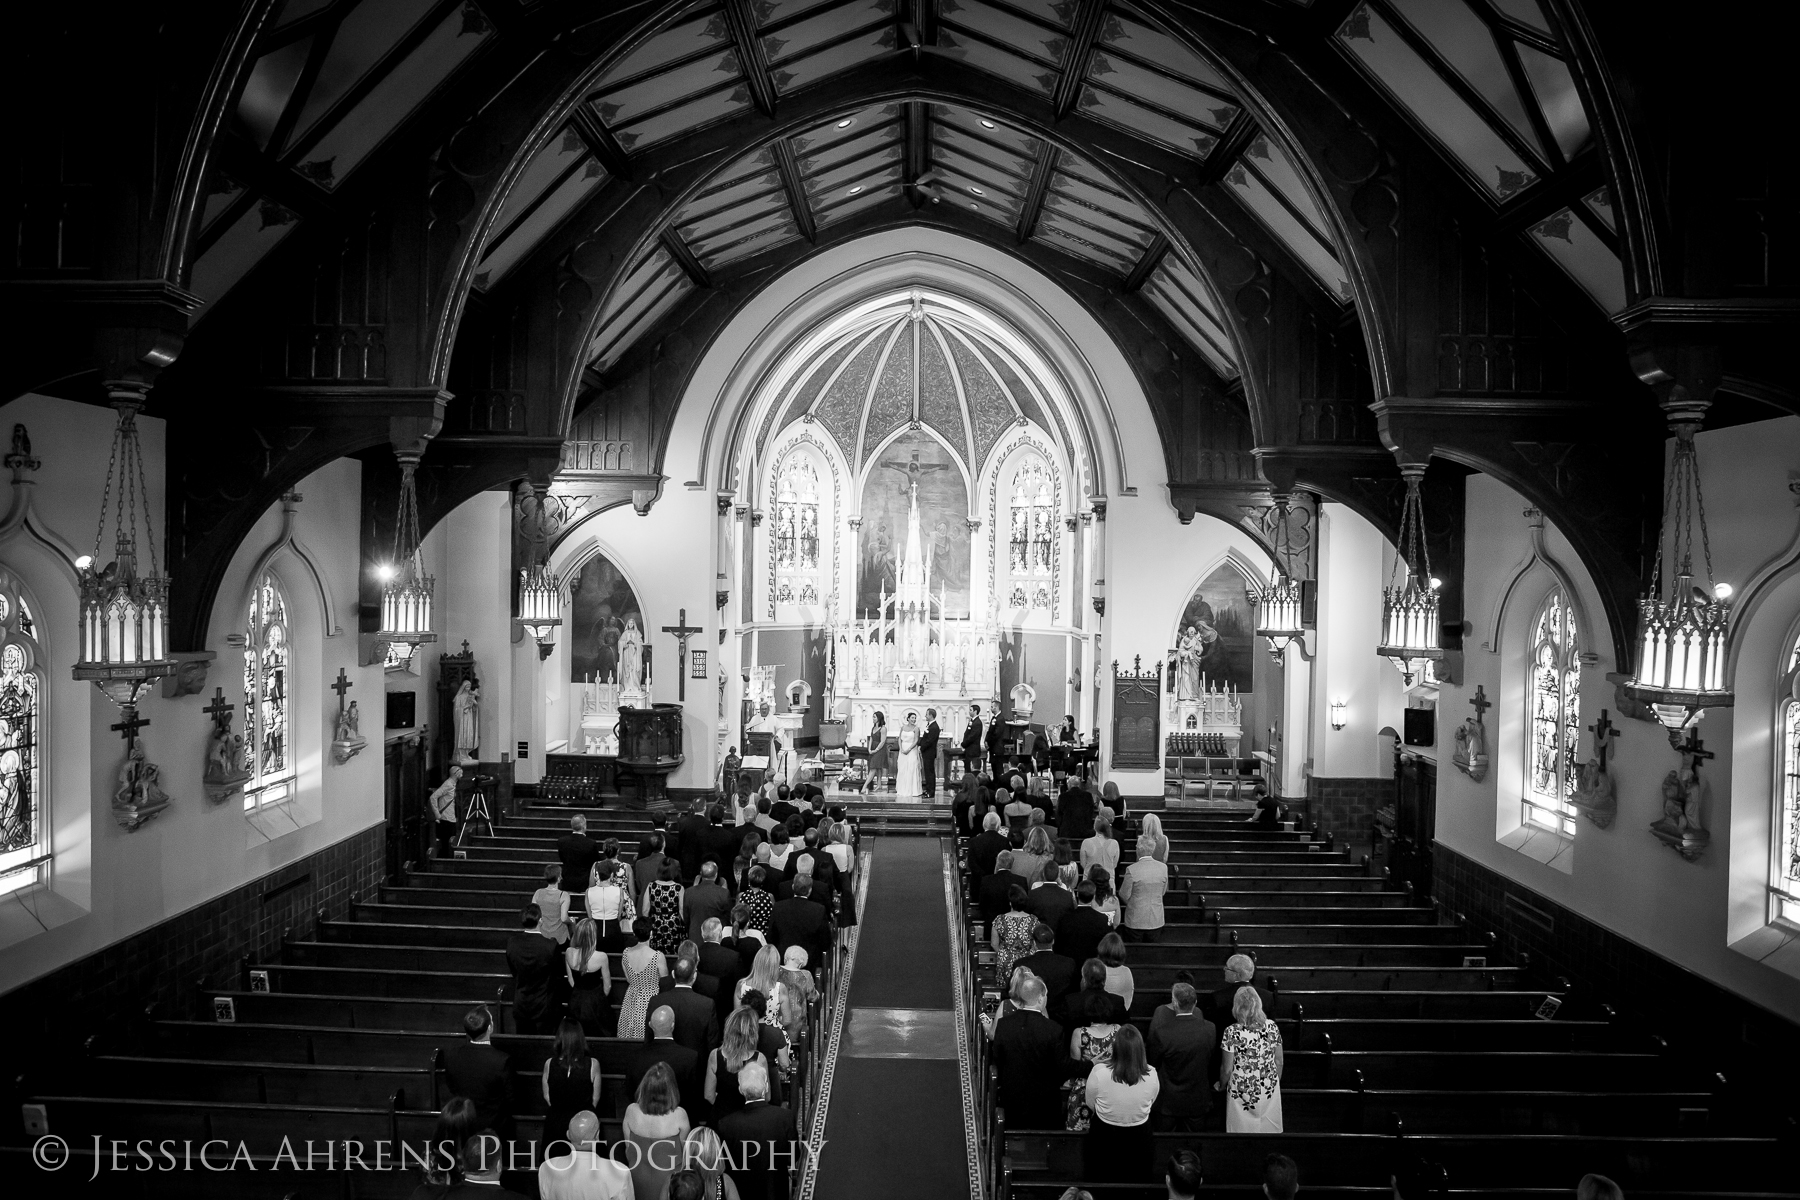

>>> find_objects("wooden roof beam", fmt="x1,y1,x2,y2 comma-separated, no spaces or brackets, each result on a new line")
771,138,818,244
723,0,778,117
1121,232,1170,293
569,107,635,182
1051,0,1110,119
659,227,713,289
1015,143,1060,244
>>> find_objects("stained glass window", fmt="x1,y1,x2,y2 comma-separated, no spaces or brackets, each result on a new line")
1524,587,1580,836
0,572,46,896
244,573,293,810
1777,701,1800,925
774,457,820,605
1008,460,1055,609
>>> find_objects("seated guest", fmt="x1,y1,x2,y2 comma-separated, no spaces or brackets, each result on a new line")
532,864,571,944
538,1110,633,1200
1065,987,1124,1132
979,849,1029,926
1165,1149,1204,1200
1244,784,1283,829
991,884,1038,981
557,814,600,894
1010,824,1057,887
1146,983,1215,1132
988,974,1069,1131
507,903,564,1036
1024,860,1077,931
1119,834,1169,942
968,811,1009,879
444,1008,513,1136
1080,814,1120,882
1098,931,1134,1012
1063,957,1127,1029
1264,1154,1299,1200
621,1061,691,1200
1054,882,1113,967
716,1060,797,1200
1083,1025,1159,1182
1015,922,1077,1006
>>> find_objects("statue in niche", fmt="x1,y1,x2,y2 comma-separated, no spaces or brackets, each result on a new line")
202,687,252,803
1451,687,1491,783
1651,732,1712,861
617,616,645,691
453,678,481,764
1173,625,1205,701
1569,710,1618,829
116,744,172,819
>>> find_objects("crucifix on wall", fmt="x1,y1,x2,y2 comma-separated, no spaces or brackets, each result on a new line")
330,666,367,763
661,608,704,701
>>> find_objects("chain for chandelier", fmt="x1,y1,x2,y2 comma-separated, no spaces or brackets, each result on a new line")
1623,405,1732,733
1376,466,1443,686
73,391,174,706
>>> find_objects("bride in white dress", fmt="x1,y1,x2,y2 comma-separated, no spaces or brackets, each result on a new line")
895,711,923,801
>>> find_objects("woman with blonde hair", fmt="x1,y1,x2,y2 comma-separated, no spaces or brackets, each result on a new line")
563,918,612,1036
1119,833,1169,943
676,1126,742,1199
1011,823,1057,885
1138,812,1170,864
1081,813,1120,882
734,942,787,1028
1220,983,1285,1131
703,1006,770,1121
621,1060,690,1200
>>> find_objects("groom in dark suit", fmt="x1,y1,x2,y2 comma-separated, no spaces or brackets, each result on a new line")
961,705,984,789
919,708,942,798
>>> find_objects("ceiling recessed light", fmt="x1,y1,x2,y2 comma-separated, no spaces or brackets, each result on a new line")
970,202,979,210
836,118,855,129
848,185,863,194
969,186,984,195
980,119,996,129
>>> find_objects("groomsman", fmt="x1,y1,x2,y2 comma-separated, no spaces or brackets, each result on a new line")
962,705,985,787
919,708,942,798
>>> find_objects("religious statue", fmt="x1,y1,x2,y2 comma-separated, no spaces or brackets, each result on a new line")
1570,757,1616,828
617,616,645,691
332,697,368,765
202,687,252,803
115,743,172,826
1451,687,1490,785
453,678,481,764
1651,758,1712,860
1174,625,1207,701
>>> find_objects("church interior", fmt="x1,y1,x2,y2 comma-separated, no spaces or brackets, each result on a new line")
2,0,1798,1196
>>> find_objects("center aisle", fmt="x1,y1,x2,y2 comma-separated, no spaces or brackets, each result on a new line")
806,838,978,1200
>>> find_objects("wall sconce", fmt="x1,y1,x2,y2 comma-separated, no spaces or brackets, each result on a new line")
1329,700,1348,730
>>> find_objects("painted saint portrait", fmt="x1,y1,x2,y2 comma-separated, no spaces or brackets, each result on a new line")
856,430,970,613
1176,563,1256,693
568,553,644,684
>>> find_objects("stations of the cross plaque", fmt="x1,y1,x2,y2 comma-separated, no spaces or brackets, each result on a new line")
661,608,704,701
111,706,151,752
202,686,235,730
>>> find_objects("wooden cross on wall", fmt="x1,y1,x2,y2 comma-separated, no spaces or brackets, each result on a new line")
661,608,704,701
331,666,353,719
1588,709,1617,770
203,686,235,731
1468,685,1492,721
111,707,150,751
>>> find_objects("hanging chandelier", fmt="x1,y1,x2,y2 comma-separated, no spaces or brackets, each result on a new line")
1254,494,1307,661
73,388,175,707
515,488,562,659
375,454,436,661
1622,401,1732,733
1376,465,1444,687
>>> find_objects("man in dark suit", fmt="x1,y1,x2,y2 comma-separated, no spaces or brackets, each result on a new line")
703,803,741,876
770,875,833,966
1147,982,1217,1131
919,708,942,798
978,849,1029,927
1013,923,1077,1007
556,815,599,893
505,904,563,1035
644,956,721,1055
697,917,746,1019
987,975,1068,1131
443,1007,513,1134
622,1005,702,1113
716,1060,799,1200
961,705,985,788
1054,882,1112,967
985,707,1007,781
1057,769,1096,843
674,796,710,882
1023,861,1076,931
768,786,797,826
685,861,734,941
967,811,1009,881
632,831,668,899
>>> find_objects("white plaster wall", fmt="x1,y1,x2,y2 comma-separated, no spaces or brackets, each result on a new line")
0,394,379,991
440,492,515,769
1309,503,1404,780
1437,442,1800,1024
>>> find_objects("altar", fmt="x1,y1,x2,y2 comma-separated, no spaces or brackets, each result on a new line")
828,480,1000,749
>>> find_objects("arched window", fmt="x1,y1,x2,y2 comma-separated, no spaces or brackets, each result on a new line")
775,457,821,605
244,572,293,810
1525,587,1581,836
1775,641,1800,925
1007,459,1054,610
0,572,46,896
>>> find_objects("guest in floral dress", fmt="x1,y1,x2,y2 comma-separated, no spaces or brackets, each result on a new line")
643,857,687,953
990,885,1038,982
739,867,776,934
1064,988,1121,1130
615,918,668,1041
1220,985,1284,1132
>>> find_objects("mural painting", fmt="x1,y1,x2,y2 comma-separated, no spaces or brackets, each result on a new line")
1176,563,1256,693
856,429,970,614
568,553,645,684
